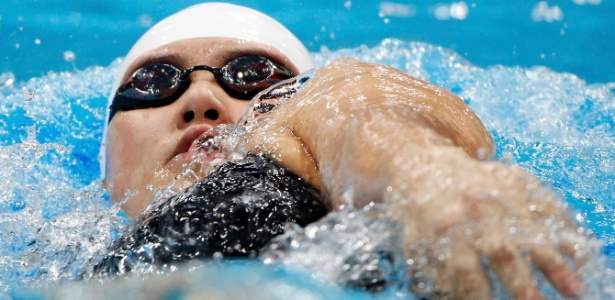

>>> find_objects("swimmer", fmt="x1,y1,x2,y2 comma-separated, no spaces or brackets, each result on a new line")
99,3,588,299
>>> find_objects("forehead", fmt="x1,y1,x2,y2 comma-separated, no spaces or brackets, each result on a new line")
120,38,298,83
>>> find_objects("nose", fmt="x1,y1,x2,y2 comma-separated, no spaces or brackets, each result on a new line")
182,109,219,123
174,71,232,127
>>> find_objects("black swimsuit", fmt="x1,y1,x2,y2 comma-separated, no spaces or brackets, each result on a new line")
90,153,327,277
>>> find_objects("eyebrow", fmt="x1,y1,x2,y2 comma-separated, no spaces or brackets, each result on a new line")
130,49,265,72
128,53,185,73
124,45,293,81
213,47,286,67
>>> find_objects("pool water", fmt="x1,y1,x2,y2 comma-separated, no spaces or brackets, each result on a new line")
1,0,615,299
2,0,614,83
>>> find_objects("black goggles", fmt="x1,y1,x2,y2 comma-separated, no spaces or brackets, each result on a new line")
108,55,294,123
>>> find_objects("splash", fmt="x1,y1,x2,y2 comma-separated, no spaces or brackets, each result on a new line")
0,39,614,298
0,64,125,293
262,206,409,295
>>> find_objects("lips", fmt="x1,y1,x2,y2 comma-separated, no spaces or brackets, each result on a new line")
168,125,219,165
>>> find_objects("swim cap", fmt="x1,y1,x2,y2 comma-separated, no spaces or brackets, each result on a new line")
100,2,315,179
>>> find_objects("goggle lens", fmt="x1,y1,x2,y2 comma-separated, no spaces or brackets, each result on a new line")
131,64,181,99
222,56,273,91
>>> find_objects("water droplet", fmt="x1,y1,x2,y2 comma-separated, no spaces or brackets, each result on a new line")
23,90,35,101
476,148,490,160
11,199,26,211
1,74,15,88
137,14,153,27
63,51,76,63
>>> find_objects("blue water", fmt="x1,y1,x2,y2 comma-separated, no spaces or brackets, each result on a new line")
1,0,615,299
2,0,614,83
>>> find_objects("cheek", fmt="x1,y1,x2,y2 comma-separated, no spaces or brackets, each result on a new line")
110,121,149,163
228,100,252,122
105,113,167,197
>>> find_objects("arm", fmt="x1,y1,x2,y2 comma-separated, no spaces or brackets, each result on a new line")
238,58,585,298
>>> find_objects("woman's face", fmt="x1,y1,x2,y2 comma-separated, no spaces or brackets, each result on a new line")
105,38,299,217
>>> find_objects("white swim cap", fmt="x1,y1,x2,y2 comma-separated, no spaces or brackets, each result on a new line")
100,2,315,179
